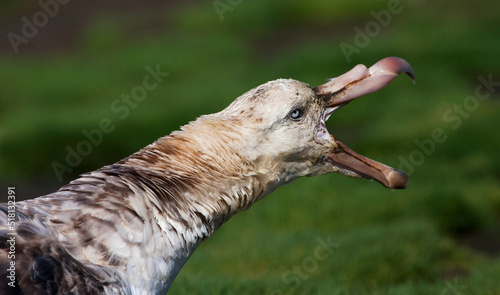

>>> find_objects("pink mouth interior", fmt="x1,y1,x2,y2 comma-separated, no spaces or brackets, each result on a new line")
313,57,415,189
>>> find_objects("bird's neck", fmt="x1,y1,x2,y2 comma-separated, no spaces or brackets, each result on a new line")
123,120,273,228
115,118,283,292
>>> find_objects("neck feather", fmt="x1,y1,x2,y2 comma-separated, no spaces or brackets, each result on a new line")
108,117,279,292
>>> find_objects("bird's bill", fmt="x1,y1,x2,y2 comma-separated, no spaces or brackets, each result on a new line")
314,57,415,189
329,140,409,189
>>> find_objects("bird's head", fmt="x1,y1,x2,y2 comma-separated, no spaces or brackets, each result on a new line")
217,57,415,189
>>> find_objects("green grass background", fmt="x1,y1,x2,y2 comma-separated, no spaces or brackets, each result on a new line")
1,0,500,294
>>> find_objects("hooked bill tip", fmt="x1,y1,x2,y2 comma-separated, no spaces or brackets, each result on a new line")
370,57,416,84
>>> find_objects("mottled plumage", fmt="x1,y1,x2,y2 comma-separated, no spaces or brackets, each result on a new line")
0,57,414,294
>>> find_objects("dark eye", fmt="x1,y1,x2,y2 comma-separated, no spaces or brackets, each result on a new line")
289,108,303,120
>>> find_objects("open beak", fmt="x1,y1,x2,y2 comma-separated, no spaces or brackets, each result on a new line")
313,57,415,189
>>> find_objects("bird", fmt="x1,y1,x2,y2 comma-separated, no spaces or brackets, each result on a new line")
0,57,414,295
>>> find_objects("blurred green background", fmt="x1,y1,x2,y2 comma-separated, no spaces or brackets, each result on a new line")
1,0,500,294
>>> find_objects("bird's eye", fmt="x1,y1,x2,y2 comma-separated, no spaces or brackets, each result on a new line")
289,108,303,120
